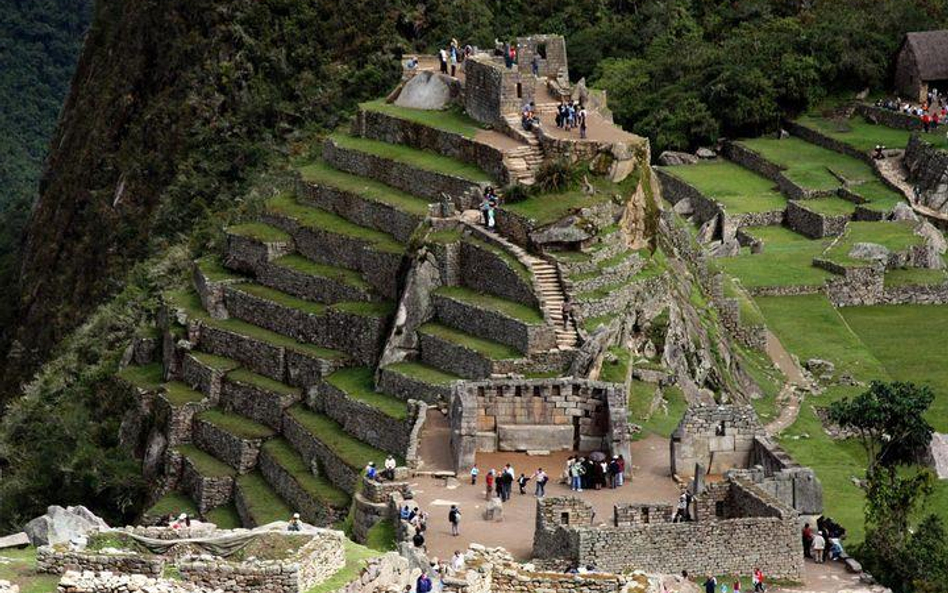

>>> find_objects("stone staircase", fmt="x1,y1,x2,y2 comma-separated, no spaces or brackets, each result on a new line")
504,143,544,185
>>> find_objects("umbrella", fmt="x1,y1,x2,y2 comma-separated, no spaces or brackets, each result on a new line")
589,451,607,462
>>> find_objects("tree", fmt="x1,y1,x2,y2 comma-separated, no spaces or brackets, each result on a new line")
827,381,934,474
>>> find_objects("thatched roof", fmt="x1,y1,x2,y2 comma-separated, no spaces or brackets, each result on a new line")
904,30,948,81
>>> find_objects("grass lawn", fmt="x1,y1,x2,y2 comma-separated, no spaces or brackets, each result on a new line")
718,226,833,288
419,322,521,360
197,409,275,440
503,186,613,227
795,197,856,216
383,361,460,385
162,381,205,406
660,161,786,214
206,504,242,529
839,304,948,432
304,539,382,593
821,221,922,267
628,381,686,439
117,362,163,390
0,547,61,593
883,267,948,287
795,114,933,153
464,236,533,284
266,194,404,254
364,519,397,552
739,136,876,189
190,352,240,372
273,254,370,291
434,285,544,324
146,491,199,519
331,301,394,318
227,368,300,397
234,283,327,316
360,99,484,138
209,316,348,361
600,345,631,384
237,471,293,525
287,406,399,468
196,256,244,283
262,439,350,507
325,367,408,420
227,222,291,243
848,179,903,212
298,159,430,217
329,133,491,183
176,444,236,477
737,345,784,424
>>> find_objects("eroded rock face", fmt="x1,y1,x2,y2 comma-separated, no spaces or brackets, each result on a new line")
376,249,442,370
394,71,455,110
848,242,890,262
890,202,919,222
24,505,108,547
915,220,948,254
658,151,699,167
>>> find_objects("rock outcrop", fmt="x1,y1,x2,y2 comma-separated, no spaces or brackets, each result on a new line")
24,506,108,547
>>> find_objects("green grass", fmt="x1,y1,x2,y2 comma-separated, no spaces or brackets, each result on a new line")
196,409,276,440
329,132,491,183
325,367,408,421
227,368,300,397
434,285,544,324
628,381,686,439
360,99,485,138
503,186,613,226
304,540,382,593
237,471,293,525
840,304,948,432
189,352,240,372
286,406,399,468
196,256,243,283
146,491,199,519
822,221,923,267
227,222,291,243
795,114,930,153
176,444,237,477
266,194,404,254
208,316,347,361
717,226,833,288
419,322,521,359
738,345,785,424
165,288,209,320
722,276,765,326
660,161,787,214
117,362,163,390
883,267,947,287
739,136,876,190
426,228,463,244
330,301,394,318
848,179,903,212
298,159,430,216
582,312,618,333
262,439,350,507
206,504,242,529
0,547,62,593
600,345,631,384
272,254,370,290
383,361,460,385
464,237,533,284
234,283,328,316
364,518,397,552
795,197,856,216
163,381,205,406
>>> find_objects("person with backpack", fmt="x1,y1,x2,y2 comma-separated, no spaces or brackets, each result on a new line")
703,576,717,593
470,464,479,485
416,571,433,593
448,505,461,536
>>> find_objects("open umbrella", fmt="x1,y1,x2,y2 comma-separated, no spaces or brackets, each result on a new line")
589,451,607,462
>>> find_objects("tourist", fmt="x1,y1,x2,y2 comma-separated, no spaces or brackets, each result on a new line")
470,464,479,485
733,580,742,593
435,558,449,591
569,458,584,491
556,102,566,128
480,188,493,226
451,550,465,573
752,568,765,592
485,469,495,500
172,513,190,529
365,461,378,481
674,491,689,523
517,473,529,495
439,48,448,75
579,104,588,139
400,504,411,521
616,454,626,487
450,45,458,77
448,504,461,536
596,459,608,490
873,145,885,160
802,523,813,558
561,297,572,329
487,202,497,232
405,56,418,71
417,571,433,593
703,576,717,593
383,454,397,481
287,513,302,532
408,506,419,522
533,468,549,497
923,112,931,133
498,467,513,501
412,529,426,550
811,530,826,563
531,53,540,76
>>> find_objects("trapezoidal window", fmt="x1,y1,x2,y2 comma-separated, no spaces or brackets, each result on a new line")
516,82,522,99
560,512,570,524
537,43,547,59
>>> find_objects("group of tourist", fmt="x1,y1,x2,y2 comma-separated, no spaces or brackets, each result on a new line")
438,39,472,78
471,464,551,500
802,516,846,564
364,454,398,482
875,94,948,132
566,455,626,491
555,100,588,138
412,550,466,593
701,569,766,593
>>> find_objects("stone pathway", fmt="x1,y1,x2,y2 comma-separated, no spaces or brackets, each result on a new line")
763,330,808,435
770,559,888,593
874,155,948,223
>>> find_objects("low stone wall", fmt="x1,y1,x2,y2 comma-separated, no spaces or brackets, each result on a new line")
575,274,670,321
786,200,849,239
193,262,243,321
460,239,538,308
282,412,361,493
419,331,495,380
192,417,266,474
256,259,374,305
37,548,164,576
310,380,414,456
785,120,870,164
323,139,484,211
224,286,325,350
715,296,767,351
818,260,885,307
224,232,293,276
855,104,924,131
432,292,556,354
220,375,301,431
879,281,948,304
257,449,344,527
903,133,948,219
181,353,227,404
723,141,834,201
355,108,507,185
155,392,210,448
179,454,234,514
377,367,457,405
613,503,675,526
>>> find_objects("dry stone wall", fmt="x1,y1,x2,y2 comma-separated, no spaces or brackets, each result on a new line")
459,240,538,308
309,380,415,456
786,200,850,238
179,455,234,514
282,412,360,494
38,548,164,576
856,104,924,131
221,376,300,431
432,292,555,353
723,141,835,200
192,417,266,474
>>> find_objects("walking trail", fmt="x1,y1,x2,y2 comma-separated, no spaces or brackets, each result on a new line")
763,330,808,435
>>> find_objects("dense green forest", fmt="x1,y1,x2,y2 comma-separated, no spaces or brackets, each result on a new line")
0,0,93,334
2,0,947,537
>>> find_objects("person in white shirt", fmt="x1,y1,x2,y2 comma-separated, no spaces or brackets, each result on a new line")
383,455,397,481
451,550,465,573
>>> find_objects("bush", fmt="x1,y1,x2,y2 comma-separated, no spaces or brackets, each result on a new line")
534,158,582,194
501,184,531,204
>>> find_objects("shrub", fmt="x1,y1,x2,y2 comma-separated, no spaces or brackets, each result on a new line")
534,158,582,194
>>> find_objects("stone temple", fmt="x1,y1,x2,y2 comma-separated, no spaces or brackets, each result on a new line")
73,34,836,593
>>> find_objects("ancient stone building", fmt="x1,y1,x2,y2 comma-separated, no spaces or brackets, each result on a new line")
895,30,948,103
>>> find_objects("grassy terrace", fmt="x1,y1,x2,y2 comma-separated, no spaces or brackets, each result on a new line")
821,221,922,267
190,351,240,372
266,194,404,254
211,316,348,360
717,226,833,289
262,438,350,507
329,133,491,183
197,408,275,440
660,161,786,214
299,159,430,217
795,113,929,153
234,282,327,316
227,368,300,396
287,405,399,467
196,256,243,283
849,179,903,212
738,136,876,190
206,504,242,529
360,99,485,138
503,185,613,226
162,381,205,406
273,254,370,290
306,540,383,593
599,345,630,384
883,267,948,287
628,381,686,439
227,222,291,243
383,361,460,385
117,362,163,390
147,491,199,519
464,237,533,284
237,471,293,525
419,322,521,360
176,444,236,477
434,285,544,324
331,300,395,318
0,547,61,593
795,197,855,216
325,367,408,421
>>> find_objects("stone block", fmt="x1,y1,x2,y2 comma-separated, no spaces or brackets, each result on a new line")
497,424,573,452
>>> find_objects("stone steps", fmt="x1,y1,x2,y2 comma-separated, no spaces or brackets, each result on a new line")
257,438,350,526
376,361,461,405
418,322,520,380
192,408,276,474
220,368,302,431
234,471,293,528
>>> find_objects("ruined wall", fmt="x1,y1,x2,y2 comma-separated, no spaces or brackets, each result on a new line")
903,134,948,217
463,56,534,126
785,200,850,239
723,141,835,200
309,380,415,457
516,35,569,80
669,404,761,478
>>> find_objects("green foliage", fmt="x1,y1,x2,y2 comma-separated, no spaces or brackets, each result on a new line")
533,158,582,194
828,381,935,472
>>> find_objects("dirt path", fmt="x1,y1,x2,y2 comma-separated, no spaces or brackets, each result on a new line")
769,559,888,593
763,330,808,435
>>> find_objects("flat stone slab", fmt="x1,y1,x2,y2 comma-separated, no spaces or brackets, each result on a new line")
0,532,29,549
497,424,573,452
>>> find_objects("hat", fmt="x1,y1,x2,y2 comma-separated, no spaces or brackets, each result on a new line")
369,461,375,466
293,513,300,519
178,513,187,520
